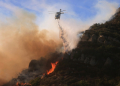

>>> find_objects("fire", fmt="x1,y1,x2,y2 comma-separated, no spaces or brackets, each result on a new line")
47,61,58,75
15,82,31,86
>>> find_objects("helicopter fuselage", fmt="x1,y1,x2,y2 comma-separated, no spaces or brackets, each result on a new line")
55,12,61,19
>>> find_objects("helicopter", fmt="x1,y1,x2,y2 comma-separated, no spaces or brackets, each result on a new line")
49,9,66,19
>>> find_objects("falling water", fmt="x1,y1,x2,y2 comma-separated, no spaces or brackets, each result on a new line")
57,20,70,53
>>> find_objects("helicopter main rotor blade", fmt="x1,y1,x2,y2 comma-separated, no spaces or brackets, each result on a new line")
60,12,64,14
49,12,56,13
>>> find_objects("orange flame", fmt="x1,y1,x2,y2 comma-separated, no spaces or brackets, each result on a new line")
47,61,58,75
16,82,31,86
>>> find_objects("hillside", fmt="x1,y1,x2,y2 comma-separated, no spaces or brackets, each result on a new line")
3,7,120,86
28,7,120,86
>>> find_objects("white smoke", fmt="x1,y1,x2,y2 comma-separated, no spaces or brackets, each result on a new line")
59,0,119,50
0,1,119,51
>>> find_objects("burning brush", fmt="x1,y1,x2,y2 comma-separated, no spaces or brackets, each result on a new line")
15,82,31,86
41,61,59,79
47,61,58,75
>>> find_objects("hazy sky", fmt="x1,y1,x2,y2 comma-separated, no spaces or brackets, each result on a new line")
0,0,120,49
0,0,120,22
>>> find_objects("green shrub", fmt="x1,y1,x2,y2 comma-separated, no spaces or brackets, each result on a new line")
76,80,89,86
29,77,41,86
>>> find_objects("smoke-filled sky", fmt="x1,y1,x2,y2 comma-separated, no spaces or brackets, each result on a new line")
0,0,120,16
0,0,120,49
0,0,120,14
0,0,120,84
0,0,120,23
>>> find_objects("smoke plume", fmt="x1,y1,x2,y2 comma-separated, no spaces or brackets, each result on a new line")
0,10,61,84
37,0,119,50
59,0,119,50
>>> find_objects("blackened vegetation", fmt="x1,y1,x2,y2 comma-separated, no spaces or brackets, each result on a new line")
29,59,120,86
2,52,63,86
